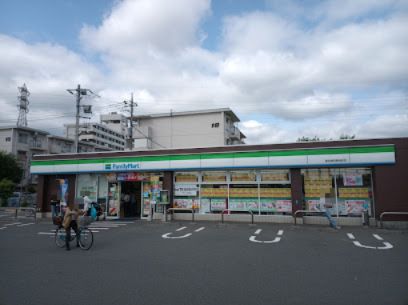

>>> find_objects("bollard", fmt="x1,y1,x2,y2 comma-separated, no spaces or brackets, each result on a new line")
362,209,369,226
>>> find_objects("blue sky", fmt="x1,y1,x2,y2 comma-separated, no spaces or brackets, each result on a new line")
0,0,407,143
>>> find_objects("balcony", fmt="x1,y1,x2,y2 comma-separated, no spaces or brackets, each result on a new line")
226,127,241,140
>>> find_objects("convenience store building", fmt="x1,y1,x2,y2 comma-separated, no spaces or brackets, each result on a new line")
31,137,408,225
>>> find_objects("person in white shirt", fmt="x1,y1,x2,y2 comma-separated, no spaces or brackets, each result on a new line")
82,195,92,216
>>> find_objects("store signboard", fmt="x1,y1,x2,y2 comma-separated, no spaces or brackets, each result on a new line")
31,145,396,174
174,184,198,196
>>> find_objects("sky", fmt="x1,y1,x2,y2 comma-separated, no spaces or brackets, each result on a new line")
0,0,407,144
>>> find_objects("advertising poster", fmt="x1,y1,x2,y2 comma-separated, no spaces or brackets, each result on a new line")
199,199,211,214
345,200,368,215
210,199,226,211
343,174,363,186
260,199,276,212
174,184,198,196
275,200,292,212
58,179,68,204
174,198,192,208
229,199,259,211
229,199,247,211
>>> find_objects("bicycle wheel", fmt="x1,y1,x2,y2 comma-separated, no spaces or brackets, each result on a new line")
55,228,66,248
78,228,93,250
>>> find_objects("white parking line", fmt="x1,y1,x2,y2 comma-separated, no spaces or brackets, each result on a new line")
162,232,192,239
17,223,35,227
38,232,55,235
4,222,21,226
347,233,393,250
0,227,6,230
373,234,383,241
176,226,187,232
86,227,109,230
249,229,283,244
347,233,355,240
194,227,205,232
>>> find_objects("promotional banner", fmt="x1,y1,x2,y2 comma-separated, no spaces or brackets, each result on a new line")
174,184,198,196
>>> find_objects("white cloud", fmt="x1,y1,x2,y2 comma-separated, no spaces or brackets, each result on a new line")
80,0,211,57
0,0,407,143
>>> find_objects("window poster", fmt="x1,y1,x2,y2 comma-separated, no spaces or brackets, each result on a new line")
210,198,226,211
345,199,368,215
174,184,198,196
343,174,363,186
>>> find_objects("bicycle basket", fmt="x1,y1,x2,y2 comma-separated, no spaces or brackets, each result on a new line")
52,216,62,226
79,216,93,226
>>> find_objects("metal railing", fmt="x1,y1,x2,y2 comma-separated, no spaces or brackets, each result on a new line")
15,207,37,221
221,209,254,224
379,212,408,228
166,208,195,222
293,210,327,225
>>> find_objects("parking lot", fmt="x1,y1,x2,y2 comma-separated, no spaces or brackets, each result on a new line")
1,212,407,305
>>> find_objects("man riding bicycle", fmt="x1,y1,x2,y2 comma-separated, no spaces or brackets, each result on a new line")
62,202,83,251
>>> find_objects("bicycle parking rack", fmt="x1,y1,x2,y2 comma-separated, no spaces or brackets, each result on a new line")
165,208,195,222
14,207,37,222
221,209,254,224
379,212,408,228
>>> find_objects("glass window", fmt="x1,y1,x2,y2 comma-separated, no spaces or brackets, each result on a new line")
260,170,290,182
76,174,98,204
230,171,256,182
202,171,227,183
335,168,373,216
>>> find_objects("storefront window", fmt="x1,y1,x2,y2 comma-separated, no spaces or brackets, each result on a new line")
302,168,373,217
141,174,164,218
335,168,373,216
172,170,292,215
174,172,200,211
76,174,98,205
302,169,336,215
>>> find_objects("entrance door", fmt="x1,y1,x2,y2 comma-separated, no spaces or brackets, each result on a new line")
120,181,142,218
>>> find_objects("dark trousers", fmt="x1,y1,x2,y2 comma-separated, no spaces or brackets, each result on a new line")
65,220,80,249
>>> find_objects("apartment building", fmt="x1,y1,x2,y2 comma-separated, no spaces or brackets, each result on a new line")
65,122,126,151
102,108,246,150
0,126,48,186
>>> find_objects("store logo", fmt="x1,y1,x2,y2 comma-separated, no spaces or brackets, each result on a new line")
105,163,140,171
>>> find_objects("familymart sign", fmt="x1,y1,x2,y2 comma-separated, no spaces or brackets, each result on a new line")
30,145,395,175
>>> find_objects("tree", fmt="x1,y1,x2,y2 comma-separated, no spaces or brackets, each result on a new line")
0,152,22,183
0,179,15,207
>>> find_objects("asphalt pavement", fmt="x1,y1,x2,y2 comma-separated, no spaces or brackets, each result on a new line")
0,214,407,305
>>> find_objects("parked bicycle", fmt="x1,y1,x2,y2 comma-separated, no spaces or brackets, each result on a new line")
53,216,94,250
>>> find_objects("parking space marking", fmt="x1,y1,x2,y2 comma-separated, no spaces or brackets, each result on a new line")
0,227,6,230
162,226,206,239
249,229,284,244
17,223,35,227
162,232,192,239
4,222,21,226
347,233,393,250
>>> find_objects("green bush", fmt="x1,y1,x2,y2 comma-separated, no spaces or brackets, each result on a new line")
0,179,15,207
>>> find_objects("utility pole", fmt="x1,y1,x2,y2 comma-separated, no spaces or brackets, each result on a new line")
67,84,97,153
124,93,137,150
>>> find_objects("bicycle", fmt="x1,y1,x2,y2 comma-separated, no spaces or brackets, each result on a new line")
53,216,94,250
